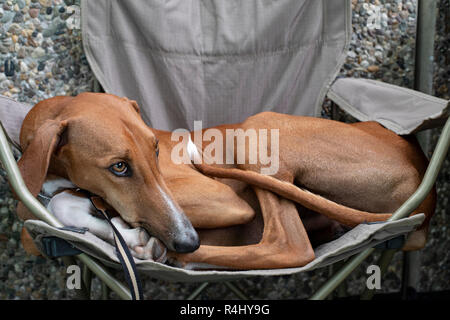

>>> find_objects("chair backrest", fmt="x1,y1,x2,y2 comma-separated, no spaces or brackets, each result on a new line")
0,95,31,147
81,0,351,130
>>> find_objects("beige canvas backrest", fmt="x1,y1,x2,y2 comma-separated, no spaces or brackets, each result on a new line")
81,0,351,131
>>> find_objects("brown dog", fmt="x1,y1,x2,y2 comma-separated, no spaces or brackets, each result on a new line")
159,113,436,269
17,93,435,270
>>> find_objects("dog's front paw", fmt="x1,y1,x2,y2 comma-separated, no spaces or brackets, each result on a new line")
166,251,184,268
166,251,194,269
116,225,149,249
132,237,167,262
137,227,150,246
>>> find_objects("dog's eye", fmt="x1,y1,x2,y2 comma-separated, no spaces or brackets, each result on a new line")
155,140,159,158
109,162,131,177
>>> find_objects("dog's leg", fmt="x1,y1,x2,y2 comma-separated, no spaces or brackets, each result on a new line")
402,188,437,251
48,191,115,240
165,174,256,229
47,191,160,260
168,188,315,270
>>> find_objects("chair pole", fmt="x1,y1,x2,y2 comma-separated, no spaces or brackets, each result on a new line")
403,0,439,299
224,282,250,300
310,247,375,300
187,282,209,300
311,116,450,300
82,262,93,299
414,0,437,95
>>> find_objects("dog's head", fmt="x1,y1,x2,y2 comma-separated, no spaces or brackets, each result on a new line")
18,93,199,253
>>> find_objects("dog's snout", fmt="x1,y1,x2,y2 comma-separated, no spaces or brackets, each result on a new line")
172,230,200,253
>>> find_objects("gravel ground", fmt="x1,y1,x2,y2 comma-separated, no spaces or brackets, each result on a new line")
0,0,448,300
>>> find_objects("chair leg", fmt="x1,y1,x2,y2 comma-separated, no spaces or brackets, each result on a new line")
334,260,348,298
223,282,250,300
82,263,92,299
101,281,111,299
310,247,375,300
187,282,209,300
401,251,421,300
325,260,348,299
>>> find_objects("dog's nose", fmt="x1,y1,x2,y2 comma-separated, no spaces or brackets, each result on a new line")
172,231,200,253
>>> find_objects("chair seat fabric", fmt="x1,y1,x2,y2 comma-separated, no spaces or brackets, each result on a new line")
24,214,424,282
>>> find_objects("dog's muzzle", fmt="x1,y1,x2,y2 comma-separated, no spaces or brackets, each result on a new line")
171,228,200,253
143,220,200,253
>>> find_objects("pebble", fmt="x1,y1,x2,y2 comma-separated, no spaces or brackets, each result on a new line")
28,8,39,18
30,46,44,58
345,0,418,88
347,50,357,59
367,65,380,72
39,0,52,7
360,59,370,68
0,11,14,23
17,0,25,9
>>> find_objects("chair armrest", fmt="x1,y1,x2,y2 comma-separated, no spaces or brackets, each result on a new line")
327,78,449,135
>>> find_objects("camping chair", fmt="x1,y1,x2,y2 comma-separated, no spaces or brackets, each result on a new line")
0,0,449,300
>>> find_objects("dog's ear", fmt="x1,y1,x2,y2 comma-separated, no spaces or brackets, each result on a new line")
16,119,68,220
126,98,140,114
20,227,42,256
120,96,140,114
130,100,140,114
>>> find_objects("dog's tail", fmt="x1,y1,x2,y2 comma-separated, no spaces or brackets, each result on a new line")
187,135,391,227
193,163,391,227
